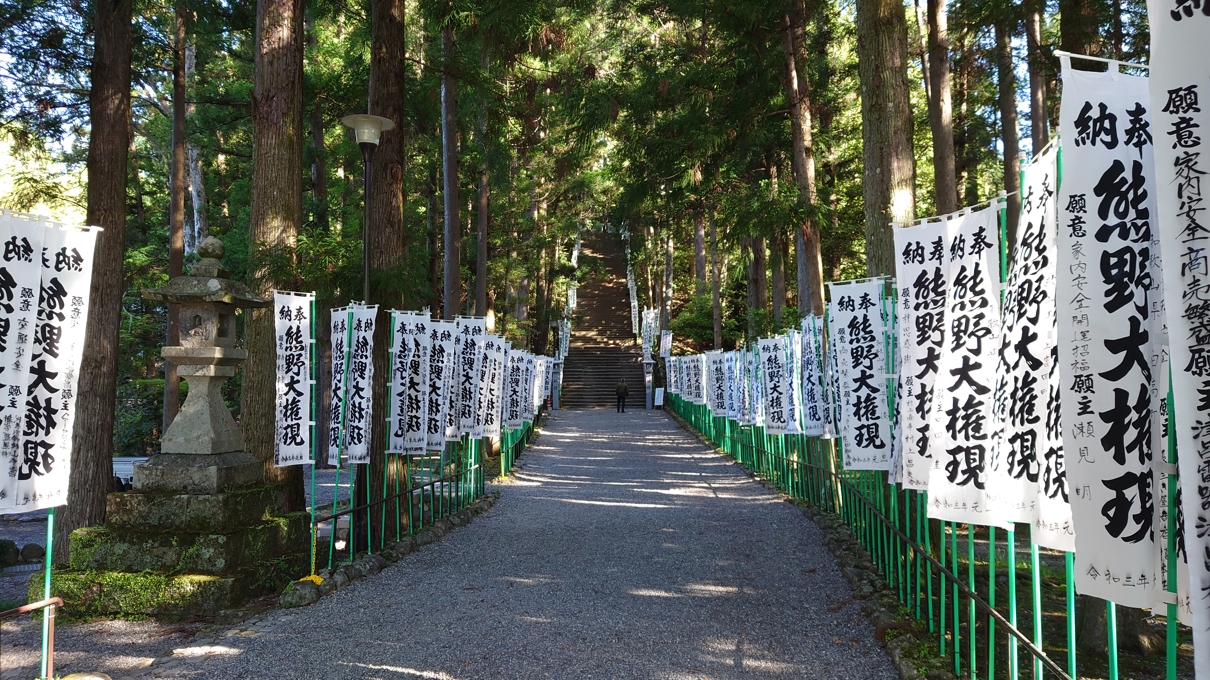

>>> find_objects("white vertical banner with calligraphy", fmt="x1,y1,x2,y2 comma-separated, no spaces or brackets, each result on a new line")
758,338,792,435
800,318,827,436
827,281,892,470
1149,0,1205,649
482,339,505,439
327,307,351,465
426,320,455,451
705,350,726,414
273,292,314,466
985,148,1075,550
344,305,377,464
403,315,432,454
5,225,98,510
1057,60,1162,607
386,311,413,453
926,206,1009,528
0,215,44,511
504,350,524,429
455,317,485,437
893,220,951,490
472,334,496,438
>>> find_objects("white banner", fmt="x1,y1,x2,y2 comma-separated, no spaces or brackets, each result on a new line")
893,220,951,489
0,216,45,510
344,305,377,465
705,350,726,414
426,320,455,451
725,351,740,419
471,333,495,438
985,147,1075,550
505,350,525,429
659,330,672,358
925,206,1009,528
387,311,413,453
827,280,892,470
273,291,314,467
455,317,485,437
522,353,537,421
1148,0,1204,641
482,337,505,438
0,224,97,511
800,318,828,436
758,338,793,435
1057,61,1163,607
327,307,351,465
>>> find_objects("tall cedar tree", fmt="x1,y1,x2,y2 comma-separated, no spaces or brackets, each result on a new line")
856,0,916,275
365,0,407,550
926,0,958,214
246,0,306,510
58,0,133,562
782,0,824,315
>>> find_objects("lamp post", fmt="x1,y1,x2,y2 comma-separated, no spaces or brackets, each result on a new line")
340,113,394,301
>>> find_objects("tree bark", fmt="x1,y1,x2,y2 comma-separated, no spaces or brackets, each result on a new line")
771,231,786,325
1059,0,1101,61
441,24,460,320
995,16,1022,248
246,0,305,512
856,0,917,276
926,0,957,214
58,0,133,563
475,46,490,318
306,16,328,232
752,236,768,319
693,206,706,295
366,0,406,546
1026,0,1050,151
743,238,755,339
782,5,824,316
710,209,722,349
165,3,187,433
185,41,207,254
661,230,673,330
426,160,440,312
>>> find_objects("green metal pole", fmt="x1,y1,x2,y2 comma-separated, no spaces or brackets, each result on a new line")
1107,601,1119,680
1031,540,1044,679
968,523,976,678
952,522,960,676
925,492,934,633
1066,551,1077,678
39,506,54,680
1008,528,1018,680
988,525,996,680
940,519,947,656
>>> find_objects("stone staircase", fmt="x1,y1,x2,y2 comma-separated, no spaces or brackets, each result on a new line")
561,233,646,410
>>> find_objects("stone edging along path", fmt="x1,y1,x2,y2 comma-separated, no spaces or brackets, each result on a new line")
116,492,499,680
662,409,958,680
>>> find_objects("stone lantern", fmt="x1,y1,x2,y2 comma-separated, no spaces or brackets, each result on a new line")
45,237,308,618
135,236,267,491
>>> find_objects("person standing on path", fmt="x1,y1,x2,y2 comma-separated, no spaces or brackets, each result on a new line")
616,379,629,413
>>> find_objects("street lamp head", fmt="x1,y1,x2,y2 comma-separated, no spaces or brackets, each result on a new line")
340,113,395,147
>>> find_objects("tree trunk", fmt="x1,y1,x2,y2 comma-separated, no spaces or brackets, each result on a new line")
783,3,824,316
58,0,133,563
1059,0,1101,61
1077,597,1163,657
185,41,207,254
1026,0,1050,152
165,3,187,433
365,0,406,546
995,17,1022,248
661,231,673,330
856,0,916,276
912,0,931,105
743,238,755,339
475,46,490,318
315,297,332,468
246,0,305,512
427,160,440,312
693,206,706,295
710,209,722,349
441,25,460,320
926,0,957,214
771,231,786,325
752,236,768,321
306,17,328,232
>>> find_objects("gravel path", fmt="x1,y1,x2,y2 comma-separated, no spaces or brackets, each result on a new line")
140,409,896,680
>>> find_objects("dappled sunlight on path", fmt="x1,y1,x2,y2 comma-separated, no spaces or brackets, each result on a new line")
153,409,896,680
